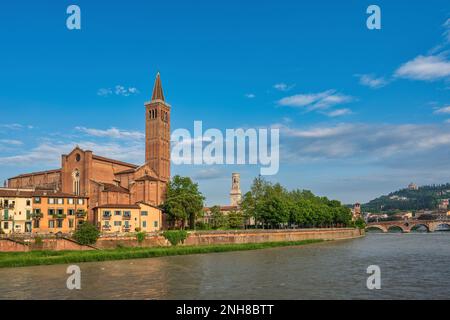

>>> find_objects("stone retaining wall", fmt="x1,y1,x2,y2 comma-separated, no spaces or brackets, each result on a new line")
0,228,364,252
184,228,364,246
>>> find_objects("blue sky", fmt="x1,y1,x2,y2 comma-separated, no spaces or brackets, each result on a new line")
0,0,449,205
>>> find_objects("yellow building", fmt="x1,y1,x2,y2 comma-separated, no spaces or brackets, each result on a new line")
94,202,162,234
0,189,34,234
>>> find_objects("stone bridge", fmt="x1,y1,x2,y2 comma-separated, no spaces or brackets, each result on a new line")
366,219,450,233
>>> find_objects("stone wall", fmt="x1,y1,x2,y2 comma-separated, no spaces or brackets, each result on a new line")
0,228,364,252
184,228,364,246
96,228,363,249
0,239,29,252
0,237,95,252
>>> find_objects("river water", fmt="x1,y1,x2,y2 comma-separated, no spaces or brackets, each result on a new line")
0,233,449,300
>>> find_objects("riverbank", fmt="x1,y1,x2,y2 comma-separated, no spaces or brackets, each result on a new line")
0,239,324,268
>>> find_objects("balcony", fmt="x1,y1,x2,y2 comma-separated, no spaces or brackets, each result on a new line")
102,226,111,231
31,212,44,219
102,216,112,221
122,227,131,233
1,216,13,221
52,214,67,220
76,211,87,218
122,215,132,220
0,204,15,210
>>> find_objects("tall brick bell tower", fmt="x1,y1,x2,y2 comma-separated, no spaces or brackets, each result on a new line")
145,72,171,182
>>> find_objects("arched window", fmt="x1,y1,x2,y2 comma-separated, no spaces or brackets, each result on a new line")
72,170,80,195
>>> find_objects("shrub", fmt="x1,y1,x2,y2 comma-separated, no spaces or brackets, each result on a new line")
136,231,146,244
195,221,210,230
73,222,100,245
34,236,43,246
163,230,188,246
354,218,367,230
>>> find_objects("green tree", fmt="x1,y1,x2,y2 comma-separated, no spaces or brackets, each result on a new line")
161,175,205,229
354,218,367,230
227,211,245,229
73,222,100,245
210,206,228,229
257,193,290,228
240,176,271,227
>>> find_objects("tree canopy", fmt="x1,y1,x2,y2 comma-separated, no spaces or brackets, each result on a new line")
161,175,205,229
240,176,352,228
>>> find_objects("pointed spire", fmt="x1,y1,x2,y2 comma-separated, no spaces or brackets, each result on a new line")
151,72,165,101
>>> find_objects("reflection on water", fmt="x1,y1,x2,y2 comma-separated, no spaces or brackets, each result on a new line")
1,233,450,300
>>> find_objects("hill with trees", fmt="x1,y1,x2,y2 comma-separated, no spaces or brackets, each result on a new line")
362,183,450,213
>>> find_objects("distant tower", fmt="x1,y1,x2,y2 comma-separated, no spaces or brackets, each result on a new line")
353,203,361,220
230,173,242,206
145,72,171,181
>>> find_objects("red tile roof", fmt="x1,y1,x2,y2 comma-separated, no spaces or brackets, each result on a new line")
135,175,160,182
94,204,140,209
115,168,136,175
92,155,138,169
101,183,130,194
9,169,61,180
0,188,87,199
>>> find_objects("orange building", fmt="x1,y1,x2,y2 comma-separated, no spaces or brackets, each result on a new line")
0,188,88,234
7,73,168,228
31,191,88,234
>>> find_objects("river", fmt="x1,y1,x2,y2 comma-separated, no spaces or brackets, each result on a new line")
0,233,449,300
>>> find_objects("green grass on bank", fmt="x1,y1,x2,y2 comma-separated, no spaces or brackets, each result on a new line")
0,239,324,269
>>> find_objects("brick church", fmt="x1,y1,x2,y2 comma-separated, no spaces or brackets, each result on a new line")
7,73,171,223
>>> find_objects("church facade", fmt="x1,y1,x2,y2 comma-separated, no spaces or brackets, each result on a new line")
7,73,171,226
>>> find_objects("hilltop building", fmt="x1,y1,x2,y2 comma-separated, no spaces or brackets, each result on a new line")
408,183,419,191
5,73,170,232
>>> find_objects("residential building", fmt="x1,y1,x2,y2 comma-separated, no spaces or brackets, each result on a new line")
94,202,161,234
0,189,33,234
31,190,88,234
0,188,88,234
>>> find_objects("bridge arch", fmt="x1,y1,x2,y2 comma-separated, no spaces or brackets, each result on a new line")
387,225,407,233
410,223,430,233
433,223,450,232
366,225,387,233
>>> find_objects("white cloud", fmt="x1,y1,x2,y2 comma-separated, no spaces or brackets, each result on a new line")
395,55,450,81
245,93,256,99
98,85,139,97
75,127,144,140
0,140,144,167
0,124,33,130
356,74,388,89
324,108,353,117
434,106,450,114
97,88,113,97
278,123,355,138
115,85,139,97
278,90,354,113
274,83,295,92
0,139,23,146
277,123,450,168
